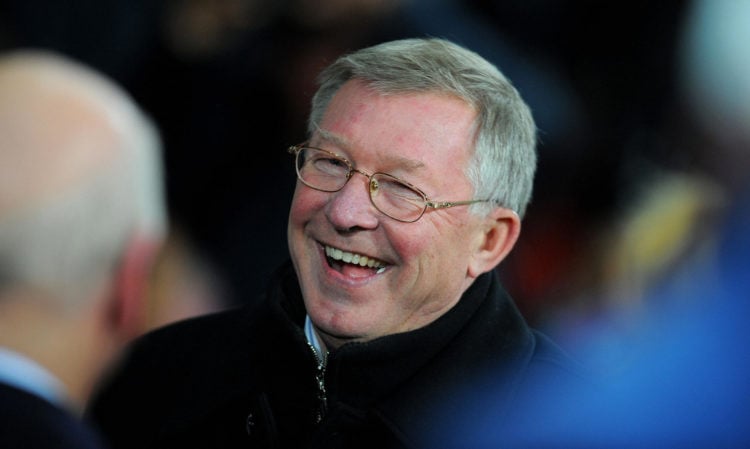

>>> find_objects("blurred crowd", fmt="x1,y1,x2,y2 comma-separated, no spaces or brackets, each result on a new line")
1,0,746,350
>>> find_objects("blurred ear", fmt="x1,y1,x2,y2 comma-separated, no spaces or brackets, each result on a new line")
107,234,162,341
468,208,521,278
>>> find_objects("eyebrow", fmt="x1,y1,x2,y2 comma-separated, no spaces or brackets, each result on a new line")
314,128,426,172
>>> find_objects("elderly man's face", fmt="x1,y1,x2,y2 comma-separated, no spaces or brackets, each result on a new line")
288,80,487,347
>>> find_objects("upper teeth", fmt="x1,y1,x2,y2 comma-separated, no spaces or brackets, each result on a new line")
325,245,386,269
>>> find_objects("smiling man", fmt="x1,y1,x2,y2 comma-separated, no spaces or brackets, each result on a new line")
289,78,511,348
89,38,579,449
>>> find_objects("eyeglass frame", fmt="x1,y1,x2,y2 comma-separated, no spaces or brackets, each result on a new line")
288,143,495,223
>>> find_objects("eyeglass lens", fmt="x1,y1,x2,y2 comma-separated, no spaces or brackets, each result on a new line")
296,147,427,222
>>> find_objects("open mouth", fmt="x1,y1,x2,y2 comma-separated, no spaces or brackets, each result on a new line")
324,244,387,275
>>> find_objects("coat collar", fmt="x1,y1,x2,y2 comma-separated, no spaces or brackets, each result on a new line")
270,261,536,447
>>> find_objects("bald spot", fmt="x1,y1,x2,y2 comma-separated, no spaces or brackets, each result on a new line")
0,53,121,218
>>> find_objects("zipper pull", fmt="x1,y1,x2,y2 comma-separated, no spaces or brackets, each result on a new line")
307,340,328,423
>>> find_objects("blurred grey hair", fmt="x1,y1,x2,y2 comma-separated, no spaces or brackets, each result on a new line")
309,38,537,218
0,52,166,311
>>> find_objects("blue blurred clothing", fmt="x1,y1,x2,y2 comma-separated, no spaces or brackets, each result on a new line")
0,347,67,406
434,190,750,448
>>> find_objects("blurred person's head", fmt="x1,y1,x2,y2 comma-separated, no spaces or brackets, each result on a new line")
0,50,166,408
164,0,282,60
681,0,750,191
287,0,403,31
289,38,536,349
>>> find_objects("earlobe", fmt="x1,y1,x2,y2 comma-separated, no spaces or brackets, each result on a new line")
467,209,521,278
108,234,162,341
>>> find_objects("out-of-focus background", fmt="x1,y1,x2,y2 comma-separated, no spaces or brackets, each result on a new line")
1,0,747,349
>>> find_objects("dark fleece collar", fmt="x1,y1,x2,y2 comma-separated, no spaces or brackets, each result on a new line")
271,261,535,445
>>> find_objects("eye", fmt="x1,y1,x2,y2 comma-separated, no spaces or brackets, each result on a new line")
314,156,347,172
303,149,350,176
374,174,424,205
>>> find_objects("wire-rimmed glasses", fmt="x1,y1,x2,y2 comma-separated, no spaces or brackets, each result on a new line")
289,143,492,223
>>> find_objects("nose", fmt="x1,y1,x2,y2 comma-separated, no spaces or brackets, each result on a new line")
325,170,380,231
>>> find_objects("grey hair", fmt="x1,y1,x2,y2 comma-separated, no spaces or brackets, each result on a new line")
308,38,537,218
0,51,166,311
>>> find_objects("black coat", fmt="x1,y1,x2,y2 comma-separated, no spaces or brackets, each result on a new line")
89,261,581,449
0,383,106,449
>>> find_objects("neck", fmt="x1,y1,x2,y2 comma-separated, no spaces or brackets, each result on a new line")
0,294,113,412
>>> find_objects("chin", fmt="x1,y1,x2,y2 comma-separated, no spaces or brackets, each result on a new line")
309,305,373,339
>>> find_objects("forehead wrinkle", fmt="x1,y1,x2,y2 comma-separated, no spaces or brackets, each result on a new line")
314,127,426,173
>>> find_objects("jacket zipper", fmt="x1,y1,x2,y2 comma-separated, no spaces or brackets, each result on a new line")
307,340,328,423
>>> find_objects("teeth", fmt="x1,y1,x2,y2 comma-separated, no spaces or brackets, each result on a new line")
325,245,386,270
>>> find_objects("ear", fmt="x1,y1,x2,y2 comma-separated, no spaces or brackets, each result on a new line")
107,234,162,341
467,208,521,278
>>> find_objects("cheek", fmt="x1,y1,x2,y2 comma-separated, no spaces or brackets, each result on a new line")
289,186,324,224
389,229,435,268
398,224,469,272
